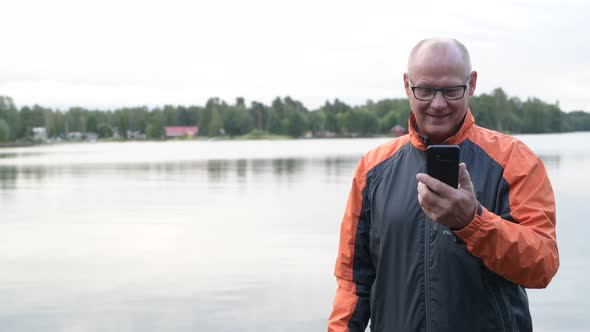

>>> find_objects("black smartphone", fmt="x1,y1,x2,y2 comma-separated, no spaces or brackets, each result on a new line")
427,145,460,188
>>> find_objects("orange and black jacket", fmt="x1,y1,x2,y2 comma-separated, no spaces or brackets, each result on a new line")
328,110,559,332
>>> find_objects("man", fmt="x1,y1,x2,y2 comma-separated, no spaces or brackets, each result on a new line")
328,38,559,331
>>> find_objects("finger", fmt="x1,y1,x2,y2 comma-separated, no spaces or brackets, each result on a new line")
417,181,428,200
416,172,427,184
416,172,438,189
417,182,439,210
417,182,436,214
458,163,474,192
416,185,431,212
417,181,425,205
416,172,452,196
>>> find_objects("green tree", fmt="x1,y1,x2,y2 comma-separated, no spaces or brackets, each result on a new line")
163,105,179,126
0,119,10,142
320,99,351,133
266,111,283,135
520,98,562,133
250,101,266,130
492,88,509,132
199,98,222,136
223,102,254,137
208,107,224,136
0,96,16,115
336,111,351,135
176,106,196,126
308,110,326,135
286,110,307,137
351,109,379,136
117,111,128,139
471,93,495,129
146,111,165,139
97,123,114,138
86,113,98,133
126,107,149,132
235,108,255,135
564,111,590,131
0,96,20,140
380,111,399,133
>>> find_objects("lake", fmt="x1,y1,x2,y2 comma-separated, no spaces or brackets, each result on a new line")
0,133,588,331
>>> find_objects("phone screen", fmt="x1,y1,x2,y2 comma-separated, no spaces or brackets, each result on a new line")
426,145,460,188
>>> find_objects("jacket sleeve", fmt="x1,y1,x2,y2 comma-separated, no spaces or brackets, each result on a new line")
455,144,559,288
328,160,374,332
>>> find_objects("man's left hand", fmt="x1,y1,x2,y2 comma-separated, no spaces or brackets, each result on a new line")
416,162,477,230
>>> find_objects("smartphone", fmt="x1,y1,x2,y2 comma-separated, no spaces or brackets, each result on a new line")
427,145,460,188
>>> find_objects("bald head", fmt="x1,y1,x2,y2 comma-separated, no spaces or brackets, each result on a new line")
407,38,472,78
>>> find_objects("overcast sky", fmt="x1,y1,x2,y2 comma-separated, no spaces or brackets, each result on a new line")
1,0,589,111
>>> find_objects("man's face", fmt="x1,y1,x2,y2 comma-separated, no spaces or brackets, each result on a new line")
404,59,477,144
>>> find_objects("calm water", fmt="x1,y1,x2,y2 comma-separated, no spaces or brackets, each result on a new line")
0,134,588,331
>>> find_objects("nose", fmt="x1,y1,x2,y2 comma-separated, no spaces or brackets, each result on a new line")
430,91,448,110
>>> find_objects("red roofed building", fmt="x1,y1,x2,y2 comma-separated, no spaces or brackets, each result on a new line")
390,124,407,137
165,126,199,138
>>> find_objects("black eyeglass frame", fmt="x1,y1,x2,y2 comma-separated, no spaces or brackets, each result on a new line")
408,76,470,101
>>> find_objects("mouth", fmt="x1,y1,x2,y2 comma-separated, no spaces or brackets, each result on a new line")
426,113,449,118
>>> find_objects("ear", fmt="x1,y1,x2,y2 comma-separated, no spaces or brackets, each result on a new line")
468,71,478,96
403,73,411,97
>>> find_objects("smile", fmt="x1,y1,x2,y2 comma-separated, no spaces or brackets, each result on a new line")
426,113,450,118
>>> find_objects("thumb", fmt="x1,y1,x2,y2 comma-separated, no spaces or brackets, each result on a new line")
458,162,474,193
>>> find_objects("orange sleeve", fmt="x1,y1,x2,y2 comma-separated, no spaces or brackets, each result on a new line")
328,160,372,332
455,145,559,288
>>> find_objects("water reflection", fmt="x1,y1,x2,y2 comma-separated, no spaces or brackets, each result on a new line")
323,157,360,178
251,159,268,176
0,166,52,190
0,152,565,194
539,154,561,170
0,166,17,189
0,152,43,159
236,159,247,179
207,160,230,182
0,153,19,159
0,157,363,193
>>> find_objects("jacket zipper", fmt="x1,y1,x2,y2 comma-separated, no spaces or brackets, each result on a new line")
424,217,432,332
483,278,507,332
421,149,432,332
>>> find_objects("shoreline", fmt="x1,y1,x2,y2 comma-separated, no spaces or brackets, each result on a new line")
1,131,588,149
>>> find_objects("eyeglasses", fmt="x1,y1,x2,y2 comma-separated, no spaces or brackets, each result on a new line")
408,76,469,101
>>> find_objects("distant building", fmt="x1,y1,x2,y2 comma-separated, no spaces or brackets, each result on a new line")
67,131,83,141
165,126,199,138
32,127,48,141
390,124,407,137
127,130,146,140
86,132,99,142
65,131,98,141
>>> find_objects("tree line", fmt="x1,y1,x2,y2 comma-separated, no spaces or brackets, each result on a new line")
0,88,589,143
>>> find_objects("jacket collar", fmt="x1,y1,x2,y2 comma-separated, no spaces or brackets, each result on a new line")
408,108,475,150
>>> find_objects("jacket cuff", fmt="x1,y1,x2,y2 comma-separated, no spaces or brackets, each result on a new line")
454,203,486,240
